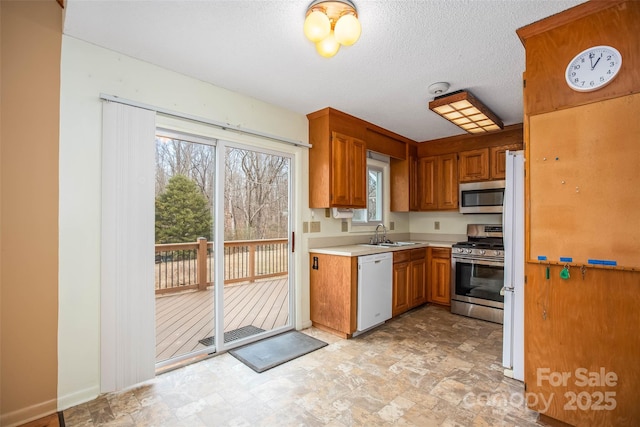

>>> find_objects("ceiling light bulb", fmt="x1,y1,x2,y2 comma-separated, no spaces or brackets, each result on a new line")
334,14,361,46
304,10,331,42
316,32,340,58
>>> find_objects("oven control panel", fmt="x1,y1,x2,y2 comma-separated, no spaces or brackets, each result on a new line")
453,247,504,259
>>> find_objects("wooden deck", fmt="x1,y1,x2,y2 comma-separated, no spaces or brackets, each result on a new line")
155,277,289,362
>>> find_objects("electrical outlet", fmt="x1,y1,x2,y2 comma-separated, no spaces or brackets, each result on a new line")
389,221,395,231
310,221,321,233
303,222,309,233
434,221,440,230
341,221,348,232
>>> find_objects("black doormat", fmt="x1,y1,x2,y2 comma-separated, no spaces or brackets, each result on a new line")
198,325,265,347
229,330,328,373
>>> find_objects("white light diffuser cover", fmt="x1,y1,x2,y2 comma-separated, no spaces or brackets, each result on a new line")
334,13,361,46
428,90,504,134
316,31,340,57
304,10,331,42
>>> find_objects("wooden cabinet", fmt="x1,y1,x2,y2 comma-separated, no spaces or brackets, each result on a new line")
309,107,416,210
439,154,458,209
517,3,640,425
418,154,458,210
392,251,411,316
409,248,427,307
307,109,367,209
390,143,420,212
490,143,521,180
418,156,437,210
393,248,427,316
408,152,420,211
459,144,522,182
309,253,357,338
427,247,451,306
459,148,489,182
329,132,367,207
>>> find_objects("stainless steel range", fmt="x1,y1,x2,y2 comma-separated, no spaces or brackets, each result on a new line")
451,224,505,324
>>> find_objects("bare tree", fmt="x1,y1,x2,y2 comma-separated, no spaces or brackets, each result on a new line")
156,137,288,242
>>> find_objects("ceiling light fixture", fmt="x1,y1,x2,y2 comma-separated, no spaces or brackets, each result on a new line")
304,0,361,58
428,90,504,134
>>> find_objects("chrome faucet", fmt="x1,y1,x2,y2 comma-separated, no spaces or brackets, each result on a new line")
373,223,387,244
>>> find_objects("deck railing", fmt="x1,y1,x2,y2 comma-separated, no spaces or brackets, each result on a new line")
155,238,288,295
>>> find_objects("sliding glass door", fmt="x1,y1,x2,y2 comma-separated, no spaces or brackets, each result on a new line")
221,146,292,349
154,131,216,365
154,133,293,367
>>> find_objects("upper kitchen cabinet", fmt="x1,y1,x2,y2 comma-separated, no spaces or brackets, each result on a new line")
329,132,367,207
458,148,489,182
307,108,367,208
418,153,458,211
419,124,524,185
390,143,419,212
459,143,522,182
489,143,521,180
308,107,415,209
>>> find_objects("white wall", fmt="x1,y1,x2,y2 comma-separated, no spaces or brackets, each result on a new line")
410,211,502,235
58,36,308,409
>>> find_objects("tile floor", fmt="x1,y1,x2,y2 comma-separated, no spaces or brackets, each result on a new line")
63,305,541,426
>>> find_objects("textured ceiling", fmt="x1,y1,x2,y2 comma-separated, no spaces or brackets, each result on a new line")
62,0,585,142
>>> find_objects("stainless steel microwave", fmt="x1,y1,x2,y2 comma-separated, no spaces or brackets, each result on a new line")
459,180,505,214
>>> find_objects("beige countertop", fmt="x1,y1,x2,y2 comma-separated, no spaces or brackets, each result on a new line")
309,240,455,257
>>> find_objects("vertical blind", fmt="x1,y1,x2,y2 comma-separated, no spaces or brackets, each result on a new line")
101,102,156,392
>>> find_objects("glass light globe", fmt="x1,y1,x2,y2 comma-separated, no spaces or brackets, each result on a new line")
334,14,361,46
304,10,331,43
316,32,340,58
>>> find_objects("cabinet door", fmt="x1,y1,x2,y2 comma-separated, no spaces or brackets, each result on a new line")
459,148,489,182
309,253,357,335
418,156,437,210
490,144,521,180
392,261,411,316
350,137,367,208
438,153,458,209
409,260,426,308
429,250,451,306
330,132,351,206
409,154,420,211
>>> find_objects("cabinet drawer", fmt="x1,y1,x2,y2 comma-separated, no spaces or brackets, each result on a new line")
431,247,451,258
393,250,411,263
410,248,427,260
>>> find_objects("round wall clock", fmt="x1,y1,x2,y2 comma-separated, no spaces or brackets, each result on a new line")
565,45,622,92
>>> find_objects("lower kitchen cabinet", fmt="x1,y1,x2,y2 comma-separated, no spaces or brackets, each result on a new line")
393,248,427,316
428,247,451,306
309,253,357,338
392,251,411,316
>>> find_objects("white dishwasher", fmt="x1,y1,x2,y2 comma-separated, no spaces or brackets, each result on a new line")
356,252,393,334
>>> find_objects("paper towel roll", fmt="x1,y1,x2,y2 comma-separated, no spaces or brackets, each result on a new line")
332,208,353,218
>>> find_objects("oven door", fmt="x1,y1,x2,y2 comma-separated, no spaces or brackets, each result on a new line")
451,256,504,309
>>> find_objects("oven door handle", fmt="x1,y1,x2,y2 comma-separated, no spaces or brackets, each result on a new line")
452,257,505,268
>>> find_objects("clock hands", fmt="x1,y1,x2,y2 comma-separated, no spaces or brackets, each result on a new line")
591,53,602,71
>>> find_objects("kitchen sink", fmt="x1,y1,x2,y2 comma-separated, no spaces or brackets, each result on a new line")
358,241,420,248
393,241,419,246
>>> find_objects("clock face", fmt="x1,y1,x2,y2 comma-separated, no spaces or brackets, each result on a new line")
565,45,622,92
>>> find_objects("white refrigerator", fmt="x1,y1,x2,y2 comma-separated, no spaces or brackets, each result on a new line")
502,150,525,381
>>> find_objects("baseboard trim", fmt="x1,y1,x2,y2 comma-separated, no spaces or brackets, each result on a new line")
537,413,574,427
0,397,57,427
57,384,100,411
